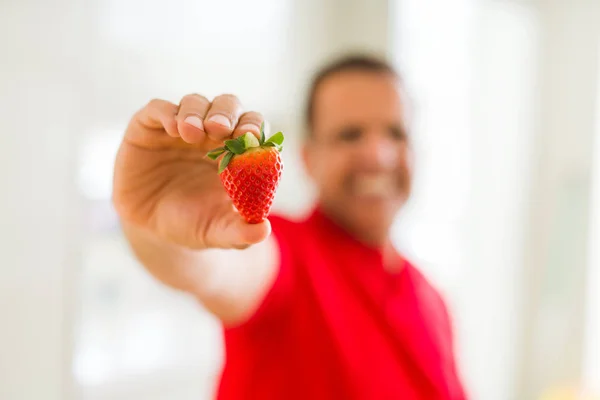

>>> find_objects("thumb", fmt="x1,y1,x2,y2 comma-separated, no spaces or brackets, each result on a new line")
209,212,272,249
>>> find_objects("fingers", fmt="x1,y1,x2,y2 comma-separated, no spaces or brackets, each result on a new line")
232,111,264,140
134,95,265,148
135,99,179,137
204,94,244,142
176,94,211,143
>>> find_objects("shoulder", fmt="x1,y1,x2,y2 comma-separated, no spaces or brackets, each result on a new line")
403,260,452,319
403,259,458,343
404,260,441,294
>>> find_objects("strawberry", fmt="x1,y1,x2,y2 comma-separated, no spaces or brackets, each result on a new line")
207,124,284,224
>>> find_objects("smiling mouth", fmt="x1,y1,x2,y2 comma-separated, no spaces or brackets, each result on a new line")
350,173,398,200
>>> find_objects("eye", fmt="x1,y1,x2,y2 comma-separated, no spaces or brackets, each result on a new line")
389,125,408,141
337,127,362,143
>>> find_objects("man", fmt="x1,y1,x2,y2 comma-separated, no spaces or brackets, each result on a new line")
113,55,467,399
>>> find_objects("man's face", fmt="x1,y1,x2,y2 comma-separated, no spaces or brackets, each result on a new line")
304,70,412,245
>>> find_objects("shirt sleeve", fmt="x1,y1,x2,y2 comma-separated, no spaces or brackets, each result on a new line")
439,295,469,400
224,215,295,333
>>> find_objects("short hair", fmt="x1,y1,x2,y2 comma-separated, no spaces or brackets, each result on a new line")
304,54,399,133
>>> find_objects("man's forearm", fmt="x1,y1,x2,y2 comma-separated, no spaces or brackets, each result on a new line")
121,221,279,325
121,222,213,293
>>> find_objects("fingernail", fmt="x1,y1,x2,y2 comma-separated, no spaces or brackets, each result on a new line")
208,114,231,129
237,123,260,134
184,115,204,130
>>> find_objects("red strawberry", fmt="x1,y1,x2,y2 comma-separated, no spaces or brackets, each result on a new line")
207,125,284,224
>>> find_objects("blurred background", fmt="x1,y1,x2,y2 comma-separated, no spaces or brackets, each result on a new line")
1,0,599,399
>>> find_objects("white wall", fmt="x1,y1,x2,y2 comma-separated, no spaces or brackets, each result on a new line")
463,2,540,398
0,1,86,398
583,43,600,394
516,0,600,397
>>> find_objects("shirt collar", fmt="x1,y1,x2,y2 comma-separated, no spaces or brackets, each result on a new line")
306,206,406,273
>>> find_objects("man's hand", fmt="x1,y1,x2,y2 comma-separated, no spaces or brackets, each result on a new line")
113,95,280,325
113,94,270,250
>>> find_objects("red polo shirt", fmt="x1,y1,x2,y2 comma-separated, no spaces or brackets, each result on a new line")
217,209,466,399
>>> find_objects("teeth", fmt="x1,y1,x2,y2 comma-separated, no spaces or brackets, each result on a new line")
353,174,394,198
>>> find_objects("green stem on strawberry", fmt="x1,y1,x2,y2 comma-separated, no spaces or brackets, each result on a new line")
207,122,284,173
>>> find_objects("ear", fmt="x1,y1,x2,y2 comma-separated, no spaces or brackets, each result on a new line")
302,141,315,179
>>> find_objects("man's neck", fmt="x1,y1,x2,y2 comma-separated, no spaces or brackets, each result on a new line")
317,203,392,248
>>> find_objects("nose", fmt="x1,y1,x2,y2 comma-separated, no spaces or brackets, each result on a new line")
360,133,398,170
